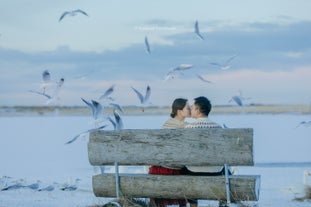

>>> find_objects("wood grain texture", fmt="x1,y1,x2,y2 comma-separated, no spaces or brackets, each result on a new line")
92,173,260,202
88,128,253,166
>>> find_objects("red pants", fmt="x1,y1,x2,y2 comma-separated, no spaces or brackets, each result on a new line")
149,166,187,207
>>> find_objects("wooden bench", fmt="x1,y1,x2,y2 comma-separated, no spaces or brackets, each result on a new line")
88,128,260,206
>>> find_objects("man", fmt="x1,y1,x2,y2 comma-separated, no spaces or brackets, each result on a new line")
186,96,221,128
180,96,227,207
184,96,229,175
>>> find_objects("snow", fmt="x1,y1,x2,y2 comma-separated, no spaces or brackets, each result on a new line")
0,114,310,207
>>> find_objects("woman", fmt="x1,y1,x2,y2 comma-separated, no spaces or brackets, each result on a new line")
149,98,191,207
162,98,191,129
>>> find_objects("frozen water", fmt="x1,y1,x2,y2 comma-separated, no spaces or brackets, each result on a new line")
0,114,310,206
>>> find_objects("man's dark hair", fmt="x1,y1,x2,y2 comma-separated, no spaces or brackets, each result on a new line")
194,96,212,116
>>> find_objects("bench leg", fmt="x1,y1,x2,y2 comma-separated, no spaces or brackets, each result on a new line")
115,161,120,199
224,164,231,205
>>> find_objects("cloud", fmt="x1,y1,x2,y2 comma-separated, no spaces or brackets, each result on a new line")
1,20,311,106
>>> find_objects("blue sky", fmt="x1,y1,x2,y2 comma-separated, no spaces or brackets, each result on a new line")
1,0,311,107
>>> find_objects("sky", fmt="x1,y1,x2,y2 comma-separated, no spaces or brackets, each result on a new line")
1,0,311,107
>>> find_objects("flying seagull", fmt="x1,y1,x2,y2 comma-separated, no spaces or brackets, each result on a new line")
229,95,243,106
109,103,124,114
99,84,115,101
59,9,88,22
196,74,212,83
131,85,151,112
30,77,65,105
144,36,151,54
194,20,204,40
81,98,103,120
210,54,238,70
173,64,193,71
65,125,108,144
164,64,193,81
41,70,51,93
228,90,251,106
108,110,123,130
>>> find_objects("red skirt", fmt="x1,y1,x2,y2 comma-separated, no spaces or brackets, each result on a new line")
148,166,186,207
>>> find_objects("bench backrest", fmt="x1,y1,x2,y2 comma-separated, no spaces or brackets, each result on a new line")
88,128,253,167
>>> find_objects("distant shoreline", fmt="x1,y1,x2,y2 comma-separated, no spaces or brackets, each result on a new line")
0,104,310,116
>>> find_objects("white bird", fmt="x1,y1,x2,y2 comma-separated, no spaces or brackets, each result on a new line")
164,70,179,81
25,181,41,190
131,85,151,112
60,178,80,191
172,64,193,71
145,36,151,54
295,120,311,128
99,84,115,101
291,170,311,201
164,64,193,81
1,183,24,191
194,20,204,40
196,74,212,83
229,95,243,106
303,170,311,185
65,125,108,144
1,180,40,191
229,90,251,106
210,54,238,70
109,103,124,114
108,110,123,130
81,98,103,120
38,183,57,191
59,9,88,22
29,77,65,105
41,70,51,93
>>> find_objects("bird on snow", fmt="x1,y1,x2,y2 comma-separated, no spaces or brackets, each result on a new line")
295,120,311,128
291,170,311,201
59,9,88,22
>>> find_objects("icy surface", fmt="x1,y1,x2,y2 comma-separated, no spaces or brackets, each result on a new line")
0,114,310,207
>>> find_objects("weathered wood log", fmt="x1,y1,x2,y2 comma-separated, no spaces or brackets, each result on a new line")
88,128,253,166
93,173,260,202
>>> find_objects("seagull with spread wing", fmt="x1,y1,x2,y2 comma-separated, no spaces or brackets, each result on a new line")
29,78,65,105
65,125,108,144
145,36,151,54
164,64,193,81
131,85,151,112
108,110,123,130
228,90,251,106
41,70,51,93
194,20,204,40
210,54,238,70
196,74,212,83
99,84,115,101
59,9,88,22
81,98,103,120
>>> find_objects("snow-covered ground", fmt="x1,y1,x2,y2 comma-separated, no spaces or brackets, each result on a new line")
0,114,310,207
